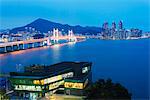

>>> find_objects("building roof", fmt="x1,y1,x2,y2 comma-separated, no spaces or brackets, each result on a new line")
10,61,91,79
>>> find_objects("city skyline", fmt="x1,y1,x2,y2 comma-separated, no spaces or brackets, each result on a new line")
0,0,149,99
0,0,149,31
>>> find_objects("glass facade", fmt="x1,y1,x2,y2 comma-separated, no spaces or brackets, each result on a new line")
9,62,92,99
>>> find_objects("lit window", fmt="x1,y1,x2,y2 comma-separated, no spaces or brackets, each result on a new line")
64,82,83,89
82,67,88,73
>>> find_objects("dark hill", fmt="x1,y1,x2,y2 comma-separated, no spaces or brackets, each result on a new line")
10,18,102,34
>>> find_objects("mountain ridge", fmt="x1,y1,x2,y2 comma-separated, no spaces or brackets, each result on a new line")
10,18,102,34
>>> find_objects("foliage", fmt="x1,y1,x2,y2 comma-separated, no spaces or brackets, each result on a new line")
0,89,9,100
85,79,131,100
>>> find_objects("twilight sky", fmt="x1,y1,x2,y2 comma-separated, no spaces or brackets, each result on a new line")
0,0,149,31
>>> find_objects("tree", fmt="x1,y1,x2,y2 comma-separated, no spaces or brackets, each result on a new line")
85,79,131,100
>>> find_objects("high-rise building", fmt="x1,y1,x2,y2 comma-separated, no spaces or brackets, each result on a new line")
102,22,109,30
112,22,116,29
101,20,134,40
111,22,116,39
119,20,123,29
130,28,142,37
102,22,109,39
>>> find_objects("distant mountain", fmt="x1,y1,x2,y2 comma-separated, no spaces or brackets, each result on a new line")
0,29,10,33
10,18,102,34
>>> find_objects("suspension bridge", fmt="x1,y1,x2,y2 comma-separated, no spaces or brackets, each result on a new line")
0,29,85,53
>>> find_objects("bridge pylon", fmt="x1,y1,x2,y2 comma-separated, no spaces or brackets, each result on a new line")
68,30,77,42
52,28,60,44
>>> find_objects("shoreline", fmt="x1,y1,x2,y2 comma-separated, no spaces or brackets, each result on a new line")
88,37,150,40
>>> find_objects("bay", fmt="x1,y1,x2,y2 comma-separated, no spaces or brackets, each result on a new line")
0,39,149,99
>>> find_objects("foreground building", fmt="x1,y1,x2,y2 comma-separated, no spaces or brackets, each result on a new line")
9,62,92,99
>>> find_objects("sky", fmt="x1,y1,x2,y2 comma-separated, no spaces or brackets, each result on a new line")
0,0,149,31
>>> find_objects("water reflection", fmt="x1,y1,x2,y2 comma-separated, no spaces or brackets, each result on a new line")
0,41,78,59
0,46,49,59
50,42,76,63
68,41,76,45
68,42,76,48
50,44,61,62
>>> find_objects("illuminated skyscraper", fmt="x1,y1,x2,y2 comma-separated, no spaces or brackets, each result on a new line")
102,22,109,39
111,22,117,39
102,22,109,30
112,22,116,29
119,20,123,29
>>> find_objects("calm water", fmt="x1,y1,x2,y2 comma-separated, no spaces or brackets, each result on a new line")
0,39,149,99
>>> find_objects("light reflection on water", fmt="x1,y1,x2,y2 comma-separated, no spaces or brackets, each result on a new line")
0,42,77,73
0,46,49,59
51,44,61,62
0,42,76,59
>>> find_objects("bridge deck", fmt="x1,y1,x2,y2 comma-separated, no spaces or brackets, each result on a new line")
0,36,85,47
